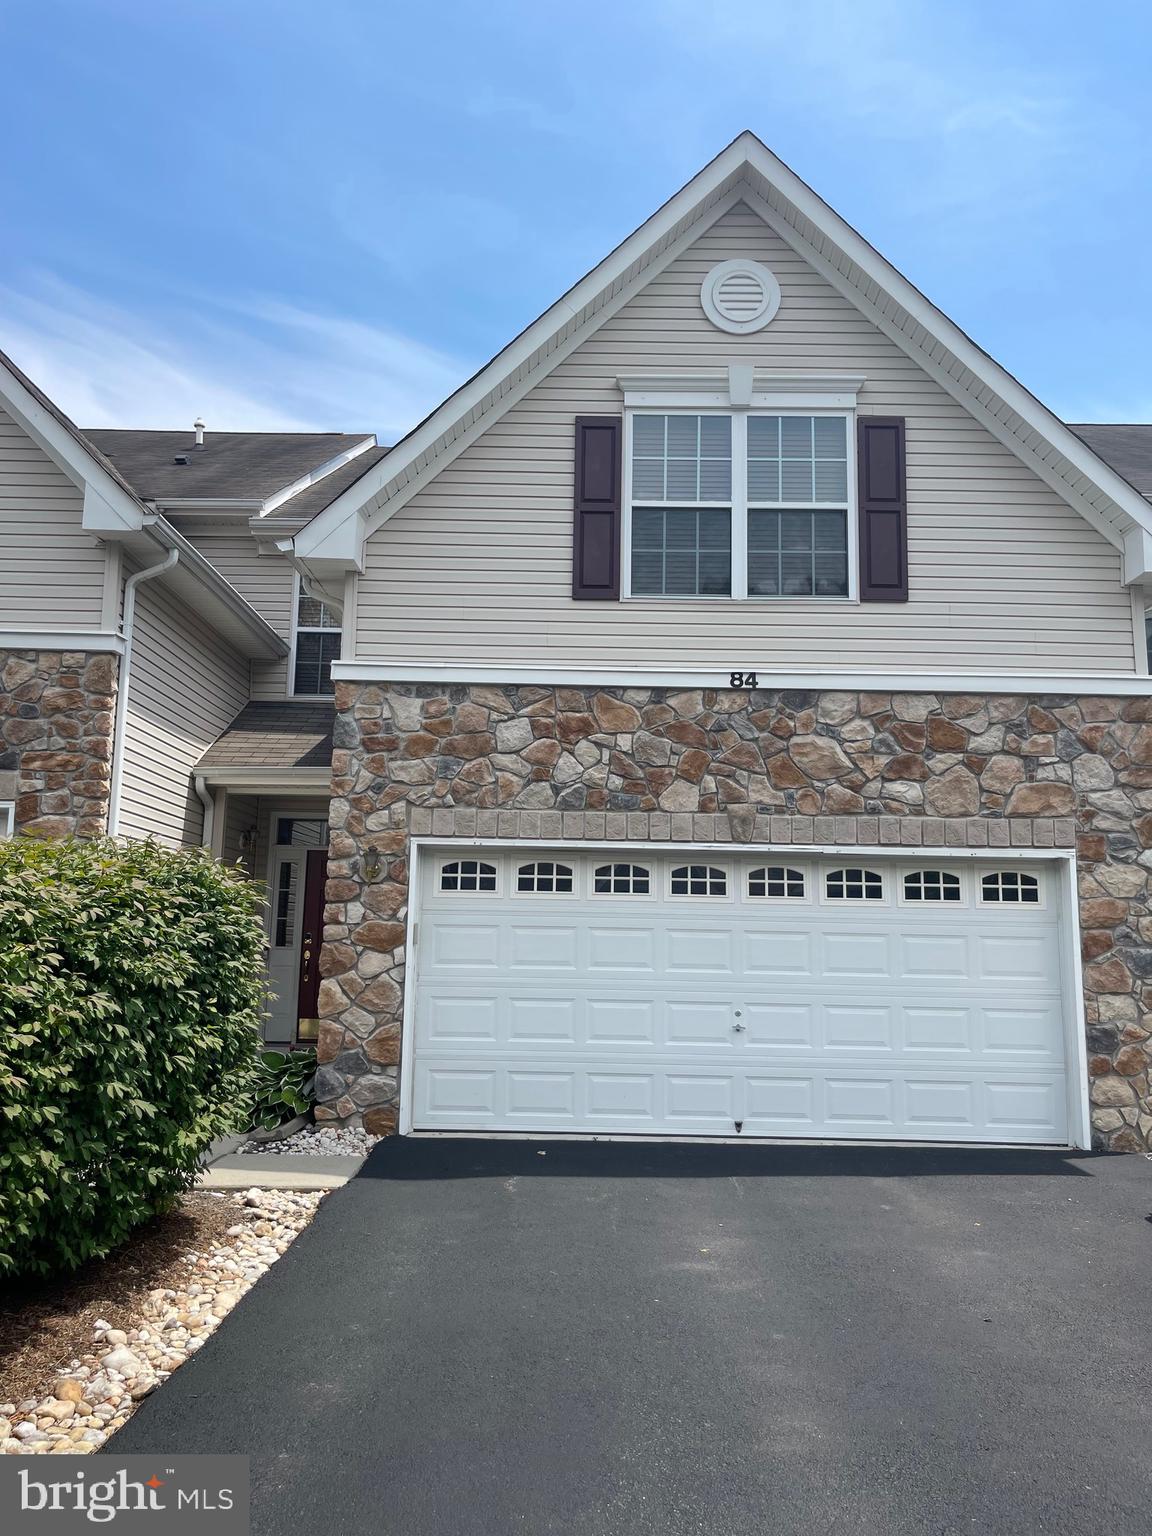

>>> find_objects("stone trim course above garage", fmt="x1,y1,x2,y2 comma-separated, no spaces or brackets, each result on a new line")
318,682,1152,1150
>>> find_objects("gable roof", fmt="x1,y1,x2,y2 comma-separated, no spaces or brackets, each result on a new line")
0,347,288,658
85,428,377,506
292,131,1152,586
1067,425,1152,499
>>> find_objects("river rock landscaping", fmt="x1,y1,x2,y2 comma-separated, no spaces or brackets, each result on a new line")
239,1125,380,1157
0,1187,322,1455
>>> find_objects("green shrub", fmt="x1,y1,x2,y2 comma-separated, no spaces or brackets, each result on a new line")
0,837,266,1277
249,1047,317,1132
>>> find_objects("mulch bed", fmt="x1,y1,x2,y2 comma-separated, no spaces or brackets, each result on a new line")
0,1193,240,1407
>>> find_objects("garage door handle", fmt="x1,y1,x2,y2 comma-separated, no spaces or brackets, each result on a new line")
732,1021,746,1032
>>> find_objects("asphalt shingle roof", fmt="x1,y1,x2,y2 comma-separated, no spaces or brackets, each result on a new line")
1067,424,1152,497
83,429,376,504
196,702,334,771
272,445,391,520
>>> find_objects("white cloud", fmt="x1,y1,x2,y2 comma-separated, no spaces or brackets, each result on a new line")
0,275,471,438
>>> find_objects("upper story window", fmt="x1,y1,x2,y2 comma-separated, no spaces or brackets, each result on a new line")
628,412,850,600
293,578,341,696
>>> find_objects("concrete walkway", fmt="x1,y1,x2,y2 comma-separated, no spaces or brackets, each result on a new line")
197,1150,364,1190
116,1140,1152,1535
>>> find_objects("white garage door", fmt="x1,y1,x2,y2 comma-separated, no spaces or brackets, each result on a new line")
409,848,1075,1144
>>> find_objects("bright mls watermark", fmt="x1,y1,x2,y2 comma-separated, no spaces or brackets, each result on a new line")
1,1456,248,1532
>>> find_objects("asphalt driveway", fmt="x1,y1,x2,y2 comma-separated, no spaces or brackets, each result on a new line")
113,1141,1152,1535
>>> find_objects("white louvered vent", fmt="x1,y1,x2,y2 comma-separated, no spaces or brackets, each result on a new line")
700,259,781,335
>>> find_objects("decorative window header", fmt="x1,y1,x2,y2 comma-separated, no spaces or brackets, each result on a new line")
618,368,866,411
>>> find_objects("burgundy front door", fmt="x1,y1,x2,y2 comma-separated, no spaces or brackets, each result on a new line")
295,848,328,1040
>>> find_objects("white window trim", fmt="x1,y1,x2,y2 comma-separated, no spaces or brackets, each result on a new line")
667,862,731,899
821,866,887,904
512,859,577,896
978,869,1045,909
289,575,341,700
622,401,859,603
897,868,967,907
0,802,13,838
591,862,655,898
746,864,809,902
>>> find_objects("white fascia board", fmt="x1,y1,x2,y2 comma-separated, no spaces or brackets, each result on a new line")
298,129,1152,571
197,766,332,790
0,363,145,531
734,161,1152,544
261,436,377,516
1123,526,1152,585
0,628,125,653
135,518,289,658
292,183,750,566
82,481,140,534
329,660,1152,695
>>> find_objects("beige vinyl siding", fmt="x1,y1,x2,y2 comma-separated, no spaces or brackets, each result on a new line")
220,791,260,877
117,577,250,846
356,203,1135,673
0,406,109,625
179,529,295,697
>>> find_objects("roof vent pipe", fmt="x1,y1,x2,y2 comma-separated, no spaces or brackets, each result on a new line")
194,418,205,447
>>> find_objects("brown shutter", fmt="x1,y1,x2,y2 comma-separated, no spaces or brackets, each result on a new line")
857,416,908,602
572,416,622,600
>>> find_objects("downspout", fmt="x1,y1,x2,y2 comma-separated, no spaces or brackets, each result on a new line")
193,775,216,853
106,548,179,835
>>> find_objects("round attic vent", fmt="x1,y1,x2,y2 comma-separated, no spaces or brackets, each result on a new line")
700,259,781,334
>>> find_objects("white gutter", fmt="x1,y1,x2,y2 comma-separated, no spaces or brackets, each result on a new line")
106,548,179,835
193,775,216,853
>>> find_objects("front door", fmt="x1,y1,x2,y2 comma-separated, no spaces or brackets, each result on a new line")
264,817,329,1044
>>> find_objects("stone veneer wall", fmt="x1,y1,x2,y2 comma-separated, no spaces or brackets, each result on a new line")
0,649,118,837
320,683,1152,1150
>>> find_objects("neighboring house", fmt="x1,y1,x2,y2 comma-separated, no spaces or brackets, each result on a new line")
4,133,1152,1151
0,358,385,1039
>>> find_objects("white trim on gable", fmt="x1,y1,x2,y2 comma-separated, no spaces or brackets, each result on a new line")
292,132,1152,584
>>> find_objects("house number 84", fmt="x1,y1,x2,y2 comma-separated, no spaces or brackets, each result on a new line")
729,671,758,688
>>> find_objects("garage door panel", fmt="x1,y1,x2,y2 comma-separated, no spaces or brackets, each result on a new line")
507,1072,575,1118
508,926,578,970
424,995,500,1043
665,928,735,974
413,850,1073,1144
507,997,577,1043
903,1005,974,1054
743,1001,816,1048
743,929,814,976
587,926,657,971
824,1004,894,1052
587,1073,656,1120
904,1079,976,1128
977,934,1054,985
983,1005,1064,1058
587,999,657,1044
429,923,501,969
667,1000,737,1047
898,933,971,980
822,931,892,976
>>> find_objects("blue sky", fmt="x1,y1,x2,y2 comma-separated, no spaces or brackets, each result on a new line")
0,0,1148,436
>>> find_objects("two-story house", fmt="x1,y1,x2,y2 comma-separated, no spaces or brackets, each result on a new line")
4,133,1152,1152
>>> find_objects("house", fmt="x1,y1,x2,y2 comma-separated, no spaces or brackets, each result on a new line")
3,132,1152,1152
